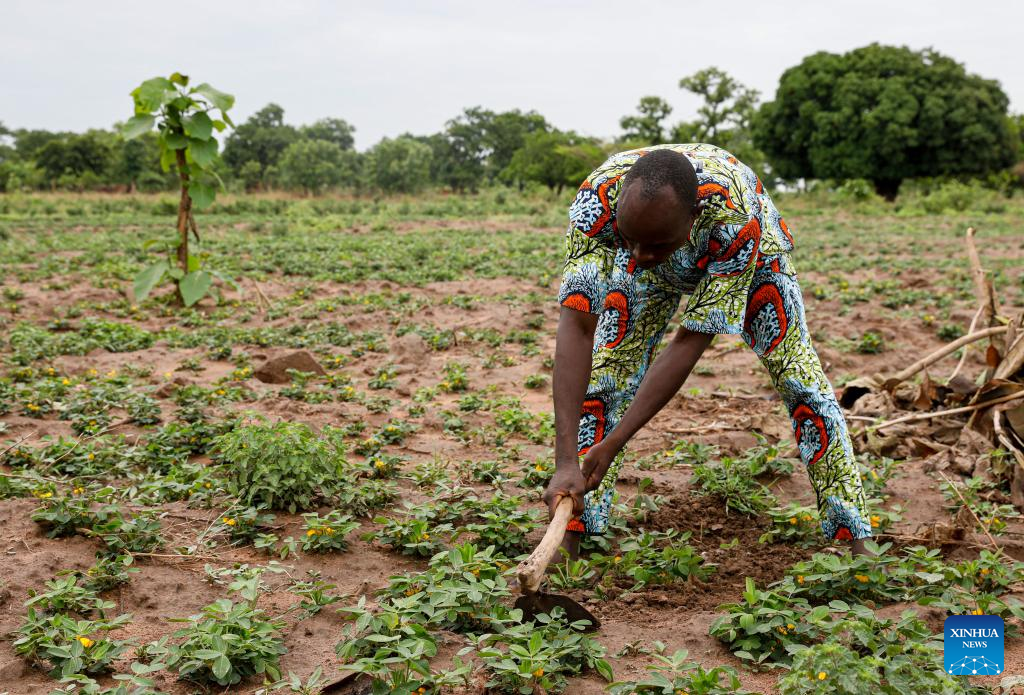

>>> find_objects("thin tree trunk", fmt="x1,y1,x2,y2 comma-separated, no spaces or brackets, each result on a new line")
174,148,192,304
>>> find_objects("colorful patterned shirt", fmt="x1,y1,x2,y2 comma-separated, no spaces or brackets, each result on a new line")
558,143,797,334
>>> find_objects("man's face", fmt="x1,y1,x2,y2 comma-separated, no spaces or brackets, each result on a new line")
615,183,696,270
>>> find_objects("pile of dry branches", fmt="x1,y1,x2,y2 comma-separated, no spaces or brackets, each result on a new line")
840,227,1024,511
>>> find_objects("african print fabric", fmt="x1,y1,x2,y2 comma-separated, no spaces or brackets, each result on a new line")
558,143,872,542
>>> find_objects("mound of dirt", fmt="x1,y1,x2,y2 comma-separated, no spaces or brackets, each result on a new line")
254,350,327,384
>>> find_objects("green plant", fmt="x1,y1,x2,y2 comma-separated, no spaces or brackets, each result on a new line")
856,331,885,354
211,418,348,512
778,635,968,694
460,609,612,693
691,455,775,515
158,596,286,686
215,506,276,545
13,610,131,679
608,648,757,694
301,510,358,552
709,577,816,668
122,72,238,306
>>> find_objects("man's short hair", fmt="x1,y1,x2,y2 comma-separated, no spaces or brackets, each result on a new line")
621,149,697,209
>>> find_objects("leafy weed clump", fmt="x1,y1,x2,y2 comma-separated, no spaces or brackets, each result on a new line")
212,418,348,512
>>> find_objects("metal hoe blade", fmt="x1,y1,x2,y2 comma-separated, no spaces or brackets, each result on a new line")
514,591,601,632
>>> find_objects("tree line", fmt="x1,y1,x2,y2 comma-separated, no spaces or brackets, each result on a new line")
1,44,1022,199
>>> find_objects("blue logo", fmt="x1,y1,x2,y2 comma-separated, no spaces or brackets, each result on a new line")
944,614,1004,675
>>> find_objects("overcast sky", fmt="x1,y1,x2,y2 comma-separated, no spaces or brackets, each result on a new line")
3,0,1023,150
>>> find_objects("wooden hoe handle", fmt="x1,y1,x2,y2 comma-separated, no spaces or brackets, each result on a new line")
516,496,574,594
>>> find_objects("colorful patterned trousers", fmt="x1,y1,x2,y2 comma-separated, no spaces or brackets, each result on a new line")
568,251,874,542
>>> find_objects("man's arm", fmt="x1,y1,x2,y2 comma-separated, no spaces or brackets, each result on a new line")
542,306,598,517
581,326,714,489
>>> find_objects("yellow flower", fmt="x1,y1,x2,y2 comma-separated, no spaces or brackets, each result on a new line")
87,368,98,377
375,460,386,469
802,515,812,522
216,389,225,396
613,555,622,563
973,608,983,615
87,453,95,460
818,671,827,680
796,575,804,584
534,465,544,472
871,470,879,480
72,487,84,495
533,668,544,678
106,370,117,378
788,517,797,525
854,574,869,583
980,568,989,575
325,527,334,534
787,623,795,630
163,372,173,379
61,378,71,385
223,517,236,526
204,482,211,488
422,533,430,540
77,636,94,648
307,529,317,537
870,515,880,527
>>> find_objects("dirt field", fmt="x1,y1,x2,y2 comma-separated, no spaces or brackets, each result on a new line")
1,192,1023,694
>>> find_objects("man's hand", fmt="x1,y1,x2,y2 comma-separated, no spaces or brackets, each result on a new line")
542,465,587,518
581,438,621,492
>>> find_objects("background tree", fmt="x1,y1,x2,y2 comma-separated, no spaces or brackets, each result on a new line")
672,67,765,172
676,67,759,141
502,130,605,194
620,96,673,145
753,44,1019,199
365,136,433,193
112,131,165,192
437,107,549,191
11,129,69,161
34,131,115,184
300,117,356,151
122,72,237,307
221,103,298,185
278,139,360,194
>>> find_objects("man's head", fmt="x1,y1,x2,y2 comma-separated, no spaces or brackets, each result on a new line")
616,149,699,269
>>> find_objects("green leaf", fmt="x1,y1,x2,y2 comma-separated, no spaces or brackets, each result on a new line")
595,659,614,681
189,180,215,209
211,119,227,132
183,112,213,141
132,77,176,112
189,137,217,167
159,145,176,172
121,114,155,139
192,83,235,112
165,132,188,150
212,654,231,680
180,271,212,307
168,267,184,280
133,261,168,303
169,72,189,86
186,254,201,273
